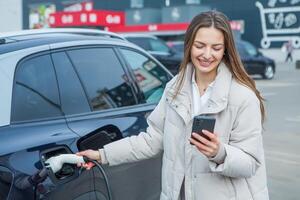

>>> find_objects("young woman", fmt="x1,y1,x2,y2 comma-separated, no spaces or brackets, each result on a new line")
77,11,269,200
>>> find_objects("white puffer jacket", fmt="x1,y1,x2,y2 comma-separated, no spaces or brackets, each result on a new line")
102,62,269,200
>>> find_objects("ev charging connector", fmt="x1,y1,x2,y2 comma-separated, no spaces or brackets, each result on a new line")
44,154,112,200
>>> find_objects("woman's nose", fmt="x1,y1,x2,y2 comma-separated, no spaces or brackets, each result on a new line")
203,48,212,59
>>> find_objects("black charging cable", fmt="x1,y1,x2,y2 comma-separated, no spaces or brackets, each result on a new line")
83,156,113,200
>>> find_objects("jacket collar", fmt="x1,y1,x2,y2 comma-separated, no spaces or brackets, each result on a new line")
207,62,233,114
166,61,233,124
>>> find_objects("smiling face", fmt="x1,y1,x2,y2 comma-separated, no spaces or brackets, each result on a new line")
191,26,225,78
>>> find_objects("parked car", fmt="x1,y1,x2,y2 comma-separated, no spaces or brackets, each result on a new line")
236,39,275,79
167,39,276,79
167,41,185,53
0,29,173,200
122,34,183,75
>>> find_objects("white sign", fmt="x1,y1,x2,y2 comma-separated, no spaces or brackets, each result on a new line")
133,10,141,23
171,8,180,21
148,24,158,31
62,15,73,24
256,1,300,48
89,13,97,23
106,15,121,24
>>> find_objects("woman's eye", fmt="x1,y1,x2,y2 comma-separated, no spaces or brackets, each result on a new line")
213,48,222,51
195,45,204,49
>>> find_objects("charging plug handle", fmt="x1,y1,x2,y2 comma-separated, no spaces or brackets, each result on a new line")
45,154,85,173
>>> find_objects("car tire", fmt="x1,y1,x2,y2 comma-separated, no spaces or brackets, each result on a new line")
262,65,274,79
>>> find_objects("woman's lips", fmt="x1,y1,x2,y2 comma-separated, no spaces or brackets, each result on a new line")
198,60,212,68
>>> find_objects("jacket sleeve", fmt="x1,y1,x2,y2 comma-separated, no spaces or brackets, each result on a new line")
102,88,168,166
209,94,264,178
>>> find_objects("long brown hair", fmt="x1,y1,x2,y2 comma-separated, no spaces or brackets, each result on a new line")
175,10,265,123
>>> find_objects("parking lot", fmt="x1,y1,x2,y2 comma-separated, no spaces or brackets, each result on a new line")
0,26,299,199
256,62,300,200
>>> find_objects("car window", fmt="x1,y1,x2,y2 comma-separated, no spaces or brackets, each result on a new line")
243,41,258,57
236,43,248,57
149,38,170,53
51,52,91,115
173,43,184,52
12,54,62,122
126,37,151,51
67,47,137,111
120,48,172,103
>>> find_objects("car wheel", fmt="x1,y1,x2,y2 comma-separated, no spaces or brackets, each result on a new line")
262,65,274,79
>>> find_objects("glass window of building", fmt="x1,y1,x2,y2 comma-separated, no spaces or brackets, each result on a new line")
165,0,170,7
131,0,144,8
186,0,200,4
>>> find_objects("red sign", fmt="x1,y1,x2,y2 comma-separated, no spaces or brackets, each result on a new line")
49,10,125,27
106,23,189,34
49,9,243,35
106,21,242,34
229,20,244,33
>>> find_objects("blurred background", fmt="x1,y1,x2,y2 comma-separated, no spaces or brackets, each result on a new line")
1,0,300,199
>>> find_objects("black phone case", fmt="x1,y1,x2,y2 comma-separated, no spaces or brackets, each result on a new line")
191,115,216,141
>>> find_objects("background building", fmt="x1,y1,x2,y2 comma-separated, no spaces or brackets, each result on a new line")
0,0,22,32
21,0,300,49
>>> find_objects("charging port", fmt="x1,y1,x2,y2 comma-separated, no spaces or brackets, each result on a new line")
40,146,79,185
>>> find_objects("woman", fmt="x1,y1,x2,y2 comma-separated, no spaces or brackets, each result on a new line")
77,11,269,200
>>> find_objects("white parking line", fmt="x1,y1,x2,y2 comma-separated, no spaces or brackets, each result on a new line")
265,151,300,166
266,156,300,166
285,116,300,122
265,150,300,160
256,82,295,87
262,92,277,97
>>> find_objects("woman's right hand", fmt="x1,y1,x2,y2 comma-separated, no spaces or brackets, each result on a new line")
76,149,101,170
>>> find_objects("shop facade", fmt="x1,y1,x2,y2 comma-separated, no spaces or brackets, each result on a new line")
22,0,300,48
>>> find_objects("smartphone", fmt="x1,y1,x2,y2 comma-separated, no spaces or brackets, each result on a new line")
191,115,216,141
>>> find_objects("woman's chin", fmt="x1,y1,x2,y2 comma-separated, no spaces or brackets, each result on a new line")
198,65,214,72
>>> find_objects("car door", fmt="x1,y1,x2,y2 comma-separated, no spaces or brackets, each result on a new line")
239,41,265,75
54,45,171,200
113,47,173,199
244,41,267,74
0,52,83,200
47,50,100,200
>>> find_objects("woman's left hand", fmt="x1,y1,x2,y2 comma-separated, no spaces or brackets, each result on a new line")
189,130,220,158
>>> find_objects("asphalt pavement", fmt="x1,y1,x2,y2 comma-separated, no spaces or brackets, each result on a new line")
255,61,300,200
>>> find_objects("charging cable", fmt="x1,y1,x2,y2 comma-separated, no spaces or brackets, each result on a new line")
45,154,112,200
83,157,113,200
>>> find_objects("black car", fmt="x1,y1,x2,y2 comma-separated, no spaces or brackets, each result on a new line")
168,40,276,79
0,29,172,200
236,40,275,79
122,34,183,75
